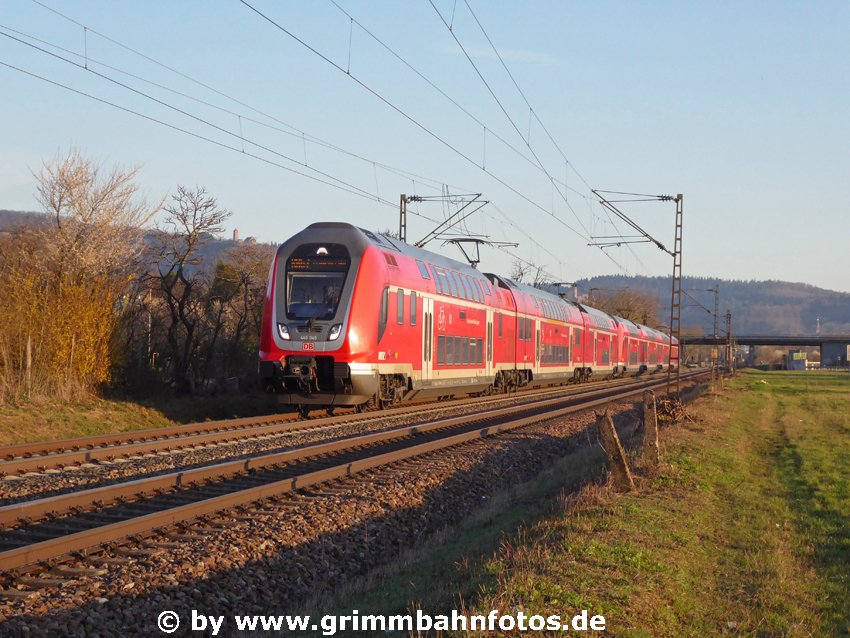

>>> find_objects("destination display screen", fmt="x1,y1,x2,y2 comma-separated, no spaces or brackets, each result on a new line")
287,256,350,272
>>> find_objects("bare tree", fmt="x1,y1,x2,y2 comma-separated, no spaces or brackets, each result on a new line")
149,185,231,393
510,259,531,283
35,149,161,285
510,258,550,287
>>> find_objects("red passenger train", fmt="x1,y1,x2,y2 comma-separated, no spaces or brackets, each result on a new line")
258,223,678,413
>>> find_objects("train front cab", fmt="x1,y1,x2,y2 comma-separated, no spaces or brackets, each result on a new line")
258,223,387,409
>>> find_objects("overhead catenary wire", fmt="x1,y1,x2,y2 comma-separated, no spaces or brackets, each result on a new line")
0,20,457,199
327,0,567,196
1,18,500,263
434,0,650,277
0,57,398,207
23,0,636,281
240,0,589,244
0,31,396,206
461,0,572,169
428,0,592,238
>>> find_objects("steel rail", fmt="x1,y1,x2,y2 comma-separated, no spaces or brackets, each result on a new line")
0,374,670,474
0,372,706,572
0,375,679,525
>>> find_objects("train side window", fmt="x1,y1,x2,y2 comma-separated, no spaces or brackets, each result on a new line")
461,338,469,365
446,336,454,365
444,272,455,297
378,287,389,342
417,261,430,279
461,276,472,301
574,328,582,346
410,292,417,326
498,312,503,338
397,289,405,324
439,271,450,296
454,273,463,298
474,279,484,302
437,335,445,365
432,268,443,294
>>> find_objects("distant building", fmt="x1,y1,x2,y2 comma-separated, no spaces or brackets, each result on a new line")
233,228,240,242
786,349,806,371
244,236,257,245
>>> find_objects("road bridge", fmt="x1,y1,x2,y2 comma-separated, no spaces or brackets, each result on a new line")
680,334,850,366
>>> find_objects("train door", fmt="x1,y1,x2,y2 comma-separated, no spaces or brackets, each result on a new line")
592,330,597,365
486,309,494,378
535,323,541,376
422,297,434,382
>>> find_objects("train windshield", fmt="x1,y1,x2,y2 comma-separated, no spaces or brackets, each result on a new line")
285,245,350,320
286,273,346,319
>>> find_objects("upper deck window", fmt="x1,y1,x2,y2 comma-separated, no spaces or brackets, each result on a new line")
461,276,472,301
432,266,444,294
474,279,485,301
417,260,430,279
447,271,459,298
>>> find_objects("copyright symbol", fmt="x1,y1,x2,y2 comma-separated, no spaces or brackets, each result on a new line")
157,610,180,633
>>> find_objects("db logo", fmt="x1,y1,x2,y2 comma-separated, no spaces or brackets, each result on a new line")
302,342,315,351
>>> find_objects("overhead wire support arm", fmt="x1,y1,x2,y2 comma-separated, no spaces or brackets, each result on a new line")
415,194,488,248
588,238,652,249
592,189,674,256
592,189,684,397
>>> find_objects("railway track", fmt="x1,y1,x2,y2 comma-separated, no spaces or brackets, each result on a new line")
0,371,705,576
0,373,674,476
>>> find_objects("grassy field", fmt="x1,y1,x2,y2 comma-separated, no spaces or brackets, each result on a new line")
330,370,850,636
0,392,281,446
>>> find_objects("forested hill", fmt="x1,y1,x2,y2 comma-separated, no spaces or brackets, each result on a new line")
577,275,850,335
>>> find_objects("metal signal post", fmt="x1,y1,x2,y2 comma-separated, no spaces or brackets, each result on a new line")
667,194,683,397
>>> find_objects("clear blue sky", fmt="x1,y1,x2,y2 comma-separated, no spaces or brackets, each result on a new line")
2,1,848,292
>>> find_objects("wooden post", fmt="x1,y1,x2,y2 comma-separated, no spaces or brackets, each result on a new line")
642,390,660,468
597,410,636,492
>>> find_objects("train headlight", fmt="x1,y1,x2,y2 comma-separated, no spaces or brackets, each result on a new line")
328,323,343,341
277,323,291,340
